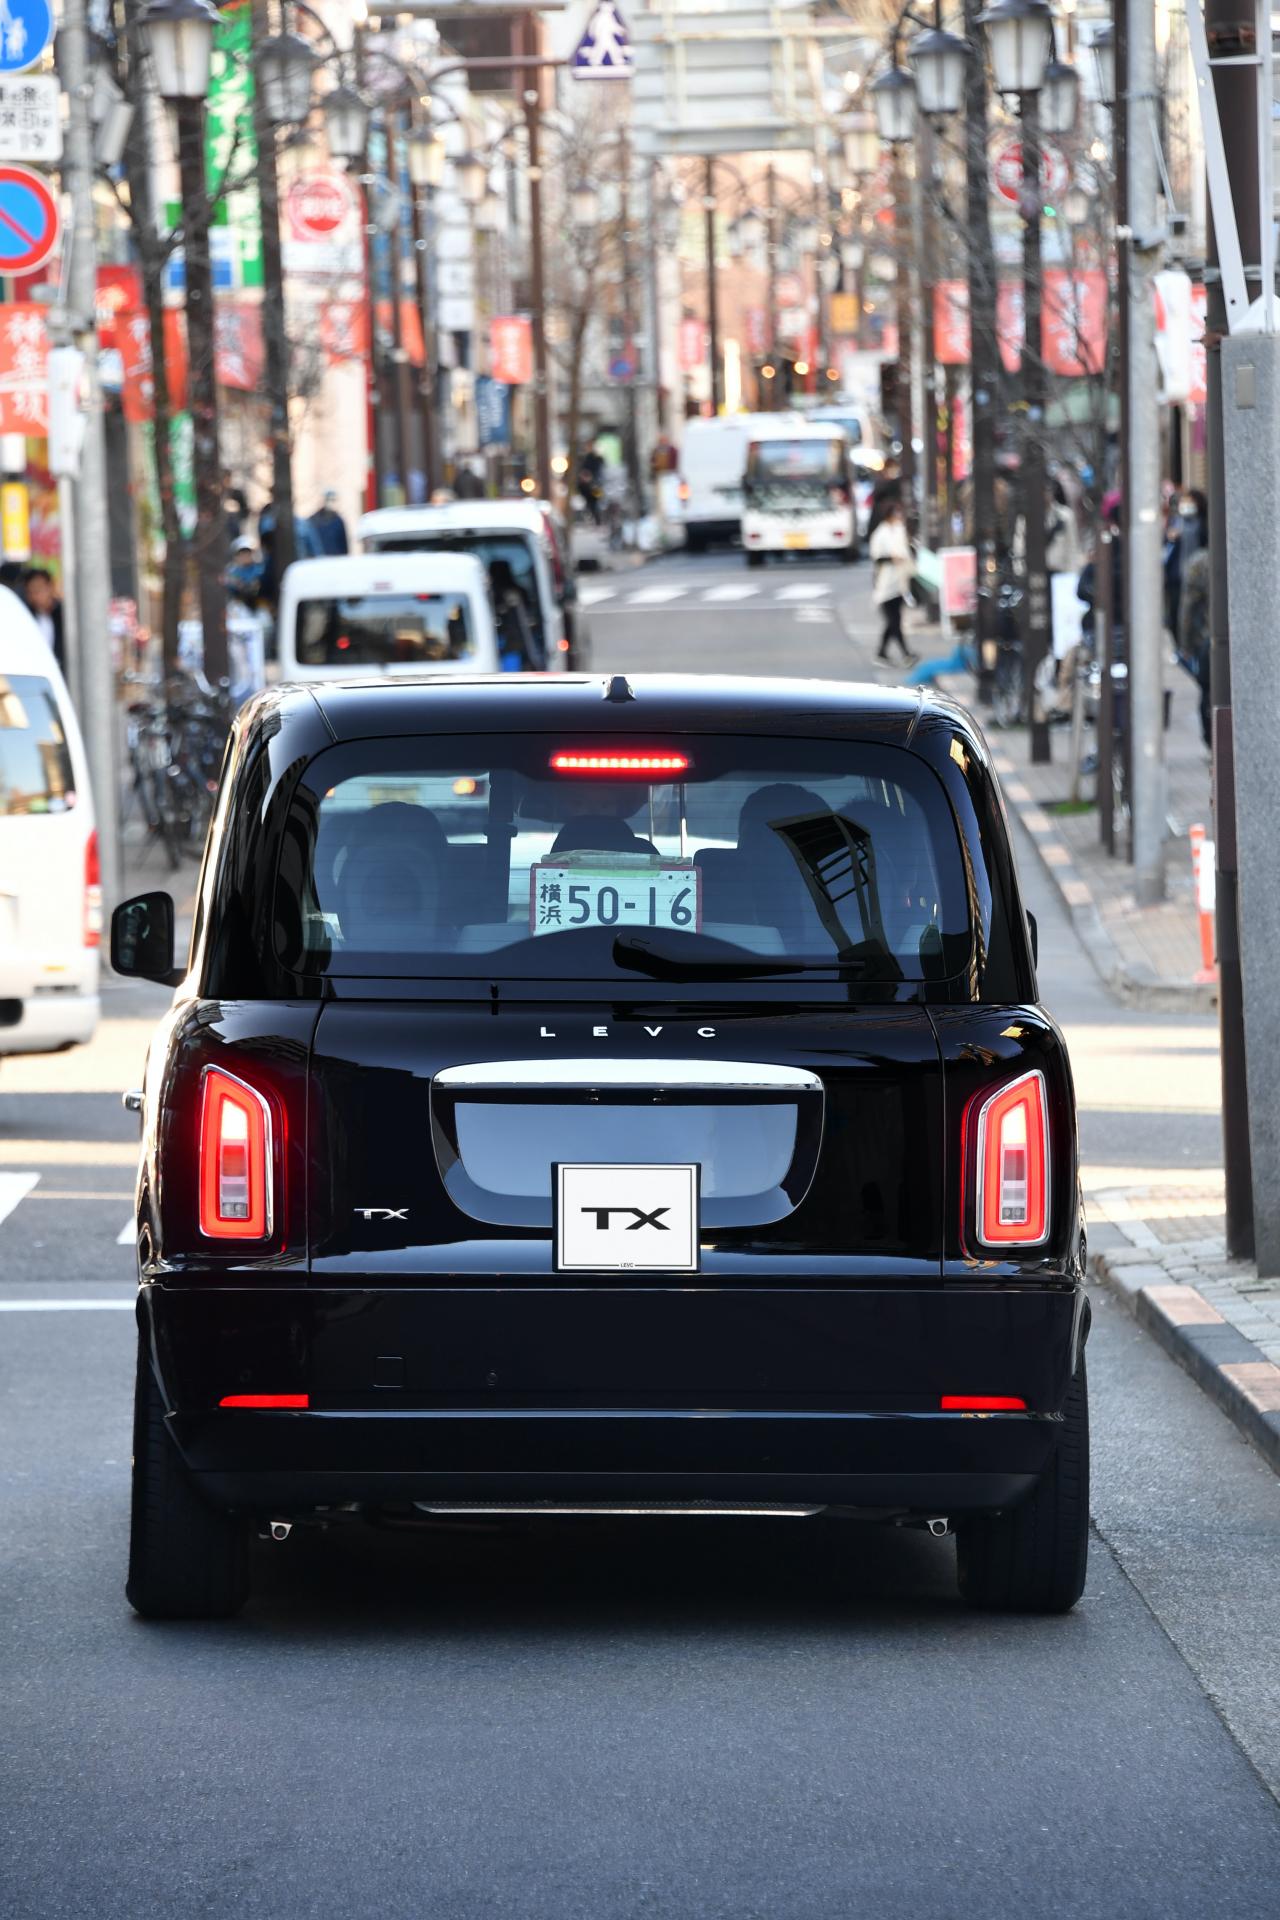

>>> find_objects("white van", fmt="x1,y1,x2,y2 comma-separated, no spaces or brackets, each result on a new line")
0,587,100,1059
359,500,577,670
278,553,500,683
676,415,775,551
740,422,857,566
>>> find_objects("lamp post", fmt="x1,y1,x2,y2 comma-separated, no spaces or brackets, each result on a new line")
143,0,228,681
323,80,377,510
980,0,1077,763
407,122,445,498
871,62,918,518
252,8,318,583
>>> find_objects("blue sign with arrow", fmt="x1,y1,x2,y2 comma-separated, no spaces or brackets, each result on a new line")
0,0,54,76
573,1,633,81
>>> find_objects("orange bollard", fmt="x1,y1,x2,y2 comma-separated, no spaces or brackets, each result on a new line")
1188,824,1218,985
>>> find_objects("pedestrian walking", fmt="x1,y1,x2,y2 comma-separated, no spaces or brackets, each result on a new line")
867,458,902,539
310,490,349,556
22,566,64,671
1177,541,1212,750
870,500,917,665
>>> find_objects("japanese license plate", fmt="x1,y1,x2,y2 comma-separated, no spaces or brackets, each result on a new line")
530,863,701,935
555,1163,700,1272
784,531,809,549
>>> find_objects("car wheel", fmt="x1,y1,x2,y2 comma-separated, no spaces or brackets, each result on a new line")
746,552,765,569
955,1358,1089,1614
126,1334,250,1620
685,529,707,555
839,542,859,565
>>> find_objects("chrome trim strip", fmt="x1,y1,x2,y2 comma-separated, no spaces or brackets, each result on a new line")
434,1059,823,1093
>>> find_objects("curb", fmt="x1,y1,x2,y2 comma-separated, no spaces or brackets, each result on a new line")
991,751,1217,1014
1091,1247,1280,1474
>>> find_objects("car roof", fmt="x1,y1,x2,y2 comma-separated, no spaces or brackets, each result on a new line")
281,552,490,595
746,420,848,441
255,672,982,758
359,500,547,540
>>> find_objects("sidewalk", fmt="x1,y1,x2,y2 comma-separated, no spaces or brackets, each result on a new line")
1089,1181,1280,1473
900,606,1215,1011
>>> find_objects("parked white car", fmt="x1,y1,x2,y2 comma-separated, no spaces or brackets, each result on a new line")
0,587,100,1060
278,553,499,683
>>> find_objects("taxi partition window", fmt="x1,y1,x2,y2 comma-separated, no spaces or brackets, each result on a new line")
275,735,975,985
296,592,475,670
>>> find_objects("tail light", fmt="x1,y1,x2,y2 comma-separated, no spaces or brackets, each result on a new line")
968,1070,1049,1249
941,1395,1028,1412
199,1066,274,1241
84,831,102,948
551,750,690,776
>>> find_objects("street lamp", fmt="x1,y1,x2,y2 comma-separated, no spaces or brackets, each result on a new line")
571,179,600,228
453,152,489,210
1062,182,1093,229
909,26,968,119
978,0,1054,97
1091,23,1116,108
406,123,446,191
842,112,879,178
1040,55,1080,135
142,0,226,681
475,181,503,235
140,0,219,101
258,31,317,127
870,64,917,145
323,84,372,165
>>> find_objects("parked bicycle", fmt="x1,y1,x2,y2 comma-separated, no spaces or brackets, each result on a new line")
122,671,235,871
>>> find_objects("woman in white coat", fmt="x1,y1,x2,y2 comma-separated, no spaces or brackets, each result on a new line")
869,499,917,664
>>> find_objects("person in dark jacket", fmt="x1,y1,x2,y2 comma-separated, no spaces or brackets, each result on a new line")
22,567,64,671
1177,542,1212,749
309,490,349,556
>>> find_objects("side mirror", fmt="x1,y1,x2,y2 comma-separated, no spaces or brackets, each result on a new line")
111,891,183,986
1027,910,1039,967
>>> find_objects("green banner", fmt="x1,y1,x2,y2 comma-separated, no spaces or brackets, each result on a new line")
206,0,263,289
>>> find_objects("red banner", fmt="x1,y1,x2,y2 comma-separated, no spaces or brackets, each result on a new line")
933,281,970,365
95,266,143,351
933,273,1108,377
374,299,426,369
679,317,706,373
119,311,154,424
320,300,368,364
214,302,265,392
0,305,49,434
490,314,533,386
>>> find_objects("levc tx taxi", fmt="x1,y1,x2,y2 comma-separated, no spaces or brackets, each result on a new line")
114,674,1088,1619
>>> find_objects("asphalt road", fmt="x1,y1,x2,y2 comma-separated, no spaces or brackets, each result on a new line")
2,551,1278,1918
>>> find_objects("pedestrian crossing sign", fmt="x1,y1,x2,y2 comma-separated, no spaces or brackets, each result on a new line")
573,1,633,80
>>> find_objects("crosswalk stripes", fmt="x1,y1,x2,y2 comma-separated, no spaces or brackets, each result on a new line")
578,580,837,612
0,1171,39,1226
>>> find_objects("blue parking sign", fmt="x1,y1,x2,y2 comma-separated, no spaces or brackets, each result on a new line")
0,0,54,75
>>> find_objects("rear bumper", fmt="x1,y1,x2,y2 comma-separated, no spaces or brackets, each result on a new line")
0,987,99,1054
142,1278,1086,1515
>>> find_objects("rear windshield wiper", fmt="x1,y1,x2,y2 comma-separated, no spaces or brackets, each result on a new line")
612,932,900,982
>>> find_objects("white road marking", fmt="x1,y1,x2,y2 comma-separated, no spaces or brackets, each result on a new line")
117,1219,135,1245
0,1171,39,1226
624,585,687,605
774,583,832,601
576,584,617,606
0,1298,135,1312
700,583,759,602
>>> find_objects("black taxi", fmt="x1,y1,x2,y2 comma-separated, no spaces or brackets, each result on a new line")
113,674,1088,1618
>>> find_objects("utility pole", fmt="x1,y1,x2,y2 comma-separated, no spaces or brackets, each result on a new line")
252,0,295,577
765,163,779,409
617,127,642,510
1203,0,1257,1258
60,0,121,913
1020,85,1051,764
1125,0,1167,902
891,146,915,518
962,0,1000,700
408,156,440,498
704,156,721,413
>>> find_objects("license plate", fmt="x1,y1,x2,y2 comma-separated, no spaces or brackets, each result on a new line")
555,1163,700,1272
784,532,809,549
530,862,701,935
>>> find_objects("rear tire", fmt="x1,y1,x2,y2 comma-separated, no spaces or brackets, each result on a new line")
955,1359,1089,1614
126,1334,250,1620
746,552,765,569
685,529,707,555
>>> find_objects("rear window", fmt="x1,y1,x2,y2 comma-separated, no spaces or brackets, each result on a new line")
747,439,845,485
0,673,77,815
295,592,475,669
275,735,973,986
